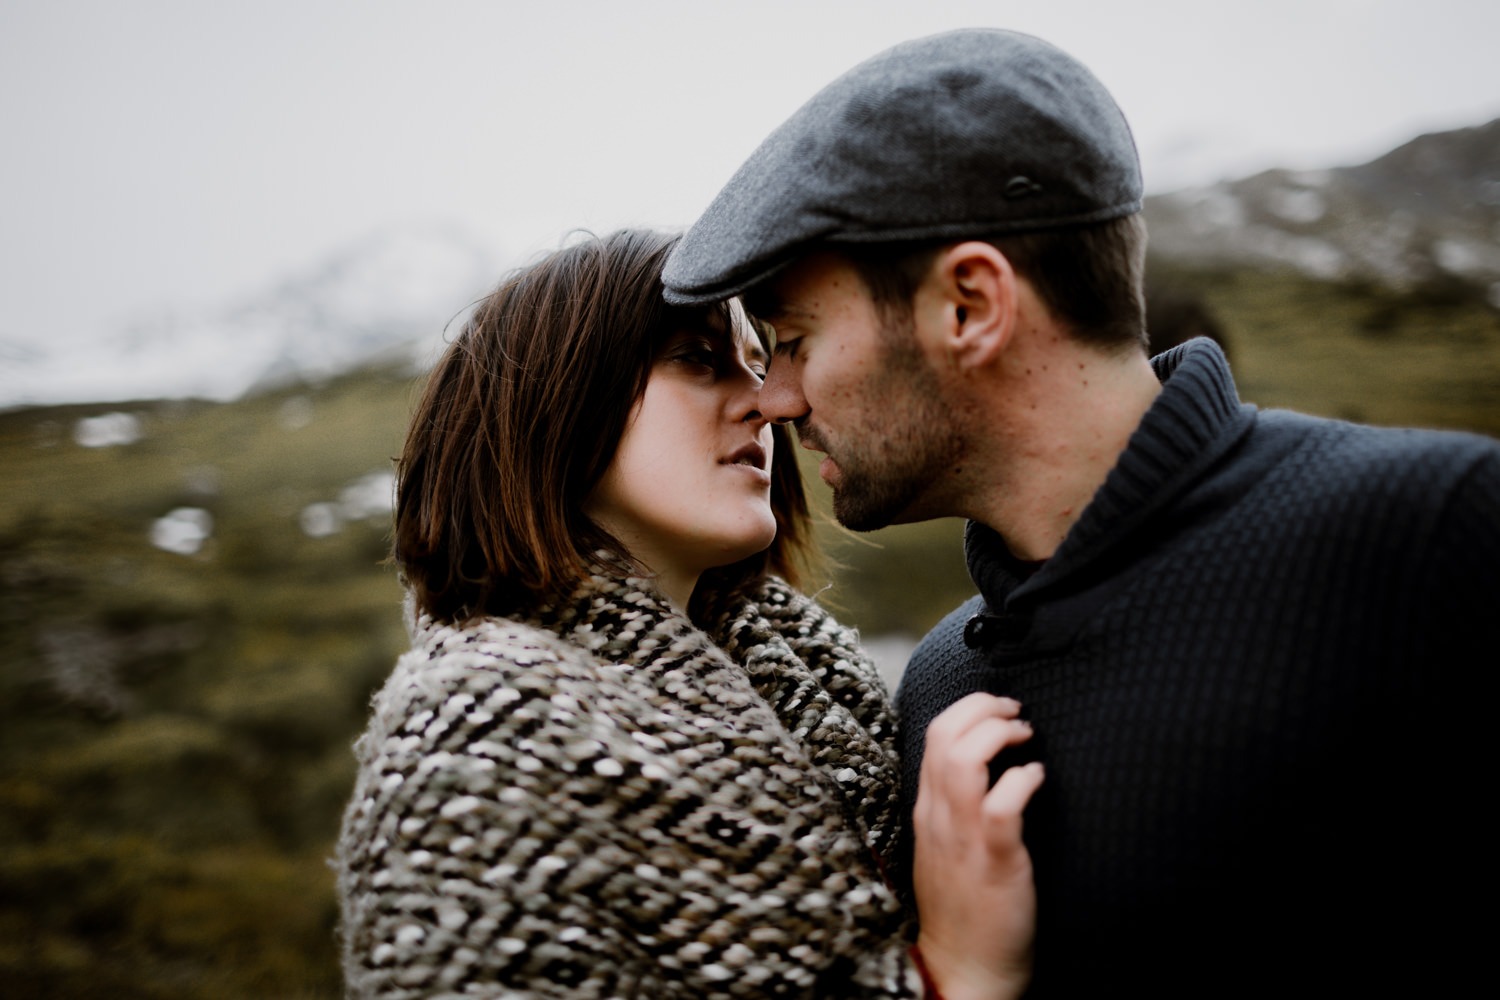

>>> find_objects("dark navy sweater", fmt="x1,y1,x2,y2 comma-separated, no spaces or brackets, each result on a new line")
896,338,1498,997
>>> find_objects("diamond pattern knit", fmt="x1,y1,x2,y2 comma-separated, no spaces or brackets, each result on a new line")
337,574,922,998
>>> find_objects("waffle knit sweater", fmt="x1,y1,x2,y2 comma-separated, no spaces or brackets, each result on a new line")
337,572,927,999
896,338,1499,998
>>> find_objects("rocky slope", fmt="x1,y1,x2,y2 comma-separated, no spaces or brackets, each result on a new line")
1145,118,1500,303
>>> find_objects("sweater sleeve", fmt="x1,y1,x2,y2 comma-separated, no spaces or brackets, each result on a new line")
337,618,925,999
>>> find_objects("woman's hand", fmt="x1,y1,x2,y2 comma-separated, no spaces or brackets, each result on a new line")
912,693,1045,1000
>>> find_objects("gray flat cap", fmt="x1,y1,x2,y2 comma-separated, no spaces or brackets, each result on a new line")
663,28,1142,305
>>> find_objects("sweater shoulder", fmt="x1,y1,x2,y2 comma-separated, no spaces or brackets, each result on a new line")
357,616,611,752
1253,411,1500,507
1259,409,1498,464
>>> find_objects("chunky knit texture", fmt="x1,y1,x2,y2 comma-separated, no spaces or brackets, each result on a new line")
337,572,924,999
896,338,1500,997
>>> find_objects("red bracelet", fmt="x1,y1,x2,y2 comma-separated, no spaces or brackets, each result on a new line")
909,943,946,999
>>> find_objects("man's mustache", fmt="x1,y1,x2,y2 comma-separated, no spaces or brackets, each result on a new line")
793,422,826,452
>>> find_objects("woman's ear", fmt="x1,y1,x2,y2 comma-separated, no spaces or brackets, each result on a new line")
919,241,1017,372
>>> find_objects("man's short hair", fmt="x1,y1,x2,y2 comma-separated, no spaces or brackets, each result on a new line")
842,213,1148,352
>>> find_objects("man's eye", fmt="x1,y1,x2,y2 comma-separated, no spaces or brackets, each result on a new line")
774,339,801,360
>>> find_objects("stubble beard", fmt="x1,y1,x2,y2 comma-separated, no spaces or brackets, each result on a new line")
824,317,962,532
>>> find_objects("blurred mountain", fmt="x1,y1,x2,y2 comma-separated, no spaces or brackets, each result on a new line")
0,223,498,411
1145,118,1500,304
5,119,1495,415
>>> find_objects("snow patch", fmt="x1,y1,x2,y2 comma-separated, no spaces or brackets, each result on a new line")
1434,238,1499,276
1268,186,1327,224
74,412,143,448
299,503,342,539
151,507,214,556
278,395,315,430
339,471,397,520
1245,229,1347,279
299,470,395,537
1167,189,1246,230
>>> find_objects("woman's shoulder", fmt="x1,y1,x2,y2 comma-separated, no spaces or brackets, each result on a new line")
412,611,578,667
358,611,618,749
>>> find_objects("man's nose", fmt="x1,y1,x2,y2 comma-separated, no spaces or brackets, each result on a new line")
758,356,808,425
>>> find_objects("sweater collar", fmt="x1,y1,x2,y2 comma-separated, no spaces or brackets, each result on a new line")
965,337,1256,606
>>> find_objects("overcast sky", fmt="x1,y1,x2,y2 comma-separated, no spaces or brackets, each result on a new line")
3,0,1498,353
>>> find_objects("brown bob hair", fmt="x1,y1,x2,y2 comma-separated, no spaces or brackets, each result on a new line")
394,228,811,624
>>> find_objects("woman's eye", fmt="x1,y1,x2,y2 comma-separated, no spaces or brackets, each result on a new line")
675,345,717,368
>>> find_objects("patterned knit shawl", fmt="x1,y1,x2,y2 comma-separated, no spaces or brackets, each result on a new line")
337,571,922,998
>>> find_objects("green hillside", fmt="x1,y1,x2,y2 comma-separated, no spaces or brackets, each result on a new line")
2,268,1497,997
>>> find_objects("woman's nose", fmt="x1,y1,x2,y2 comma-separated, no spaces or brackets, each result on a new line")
732,373,770,427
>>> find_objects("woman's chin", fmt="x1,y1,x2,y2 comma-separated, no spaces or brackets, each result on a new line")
713,523,780,569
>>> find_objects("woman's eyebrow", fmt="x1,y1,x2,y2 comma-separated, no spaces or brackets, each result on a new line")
735,328,770,366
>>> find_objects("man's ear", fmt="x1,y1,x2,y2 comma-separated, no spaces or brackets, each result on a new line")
918,241,1017,371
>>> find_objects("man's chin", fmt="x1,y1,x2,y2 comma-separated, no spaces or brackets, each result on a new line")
831,475,939,532
831,487,898,533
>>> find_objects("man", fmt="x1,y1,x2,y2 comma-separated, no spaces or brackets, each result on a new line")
663,28,1497,998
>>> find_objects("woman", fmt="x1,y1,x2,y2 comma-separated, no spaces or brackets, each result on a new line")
336,229,1041,999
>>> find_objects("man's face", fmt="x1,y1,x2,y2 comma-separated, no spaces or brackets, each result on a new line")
756,251,962,531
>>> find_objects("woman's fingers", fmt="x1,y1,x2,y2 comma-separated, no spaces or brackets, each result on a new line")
919,693,1035,812
923,717,1031,803
916,692,1043,870
912,693,1043,1000
923,692,1021,747
984,759,1046,816
982,760,1045,854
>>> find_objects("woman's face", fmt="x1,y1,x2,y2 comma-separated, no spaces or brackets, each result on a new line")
586,312,776,607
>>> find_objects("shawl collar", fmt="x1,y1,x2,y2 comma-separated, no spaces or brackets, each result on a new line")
462,568,903,857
